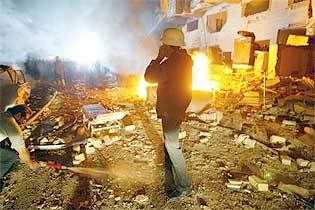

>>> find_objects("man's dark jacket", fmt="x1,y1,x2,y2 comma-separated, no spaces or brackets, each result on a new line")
144,48,192,122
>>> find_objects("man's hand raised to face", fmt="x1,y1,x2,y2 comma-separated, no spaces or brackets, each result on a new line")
156,45,174,63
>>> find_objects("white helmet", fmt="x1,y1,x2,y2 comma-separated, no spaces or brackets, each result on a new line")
161,28,185,47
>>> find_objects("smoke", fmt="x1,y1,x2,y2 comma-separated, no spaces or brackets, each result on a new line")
0,0,161,74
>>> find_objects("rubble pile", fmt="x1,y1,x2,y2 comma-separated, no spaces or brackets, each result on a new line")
1,80,314,209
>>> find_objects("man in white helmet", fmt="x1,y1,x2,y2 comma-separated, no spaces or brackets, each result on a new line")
145,28,192,197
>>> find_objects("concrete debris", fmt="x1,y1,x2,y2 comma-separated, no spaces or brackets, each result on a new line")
199,109,223,124
278,182,310,199
53,138,65,145
88,138,105,149
200,138,209,144
74,153,85,161
296,158,310,167
243,138,256,149
264,115,276,121
280,155,291,166
248,175,268,192
104,136,121,146
270,135,286,145
125,125,136,132
310,162,315,172
282,120,296,127
179,131,187,139
72,145,81,153
234,134,256,148
114,197,121,202
85,145,96,155
134,195,149,205
226,183,242,190
199,132,212,138
40,137,49,144
228,179,243,185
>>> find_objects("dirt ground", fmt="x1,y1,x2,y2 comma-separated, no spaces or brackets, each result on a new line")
0,83,314,210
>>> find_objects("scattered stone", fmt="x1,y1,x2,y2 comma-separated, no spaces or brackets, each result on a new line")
243,138,256,149
134,195,149,205
226,183,242,190
85,146,96,155
179,131,187,139
270,135,286,145
73,159,82,165
114,197,121,202
264,115,276,121
282,120,296,127
278,182,310,199
125,125,136,132
53,138,65,145
310,162,315,172
296,158,310,167
248,175,268,192
40,137,49,144
228,179,243,185
74,153,85,161
72,145,81,153
88,138,104,149
200,138,209,144
199,132,212,138
280,155,291,166
234,134,250,144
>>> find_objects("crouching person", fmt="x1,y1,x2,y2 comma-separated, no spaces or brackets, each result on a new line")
0,105,39,191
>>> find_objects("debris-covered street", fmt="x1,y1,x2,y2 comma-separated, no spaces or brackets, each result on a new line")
1,0,315,209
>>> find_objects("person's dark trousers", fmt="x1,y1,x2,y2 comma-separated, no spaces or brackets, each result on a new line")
162,116,191,196
0,148,17,179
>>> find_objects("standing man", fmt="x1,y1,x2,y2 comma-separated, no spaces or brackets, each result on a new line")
144,28,192,197
54,56,66,88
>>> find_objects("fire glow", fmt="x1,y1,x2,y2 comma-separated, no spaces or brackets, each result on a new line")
137,52,218,98
191,52,219,91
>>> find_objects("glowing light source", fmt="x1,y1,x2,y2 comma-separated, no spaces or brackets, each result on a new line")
137,78,156,98
67,31,103,66
192,52,219,91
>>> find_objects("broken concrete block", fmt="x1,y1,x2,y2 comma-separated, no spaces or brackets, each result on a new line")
264,115,276,121
40,137,49,144
125,125,136,132
85,146,96,155
73,159,82,165
282,120,296,127
296,158,310,167
278,182,310,199
228,179,243,185
248,175,268,191
270,135,286,145
134,195,149,205
199,132,212,138
280,155,291,166
73,145,81,153
234,134,250,144
243,138,256,149
226,183,242,190
200,138,209,144
53,138,65,145
179,131,187,139
74,153,85,161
